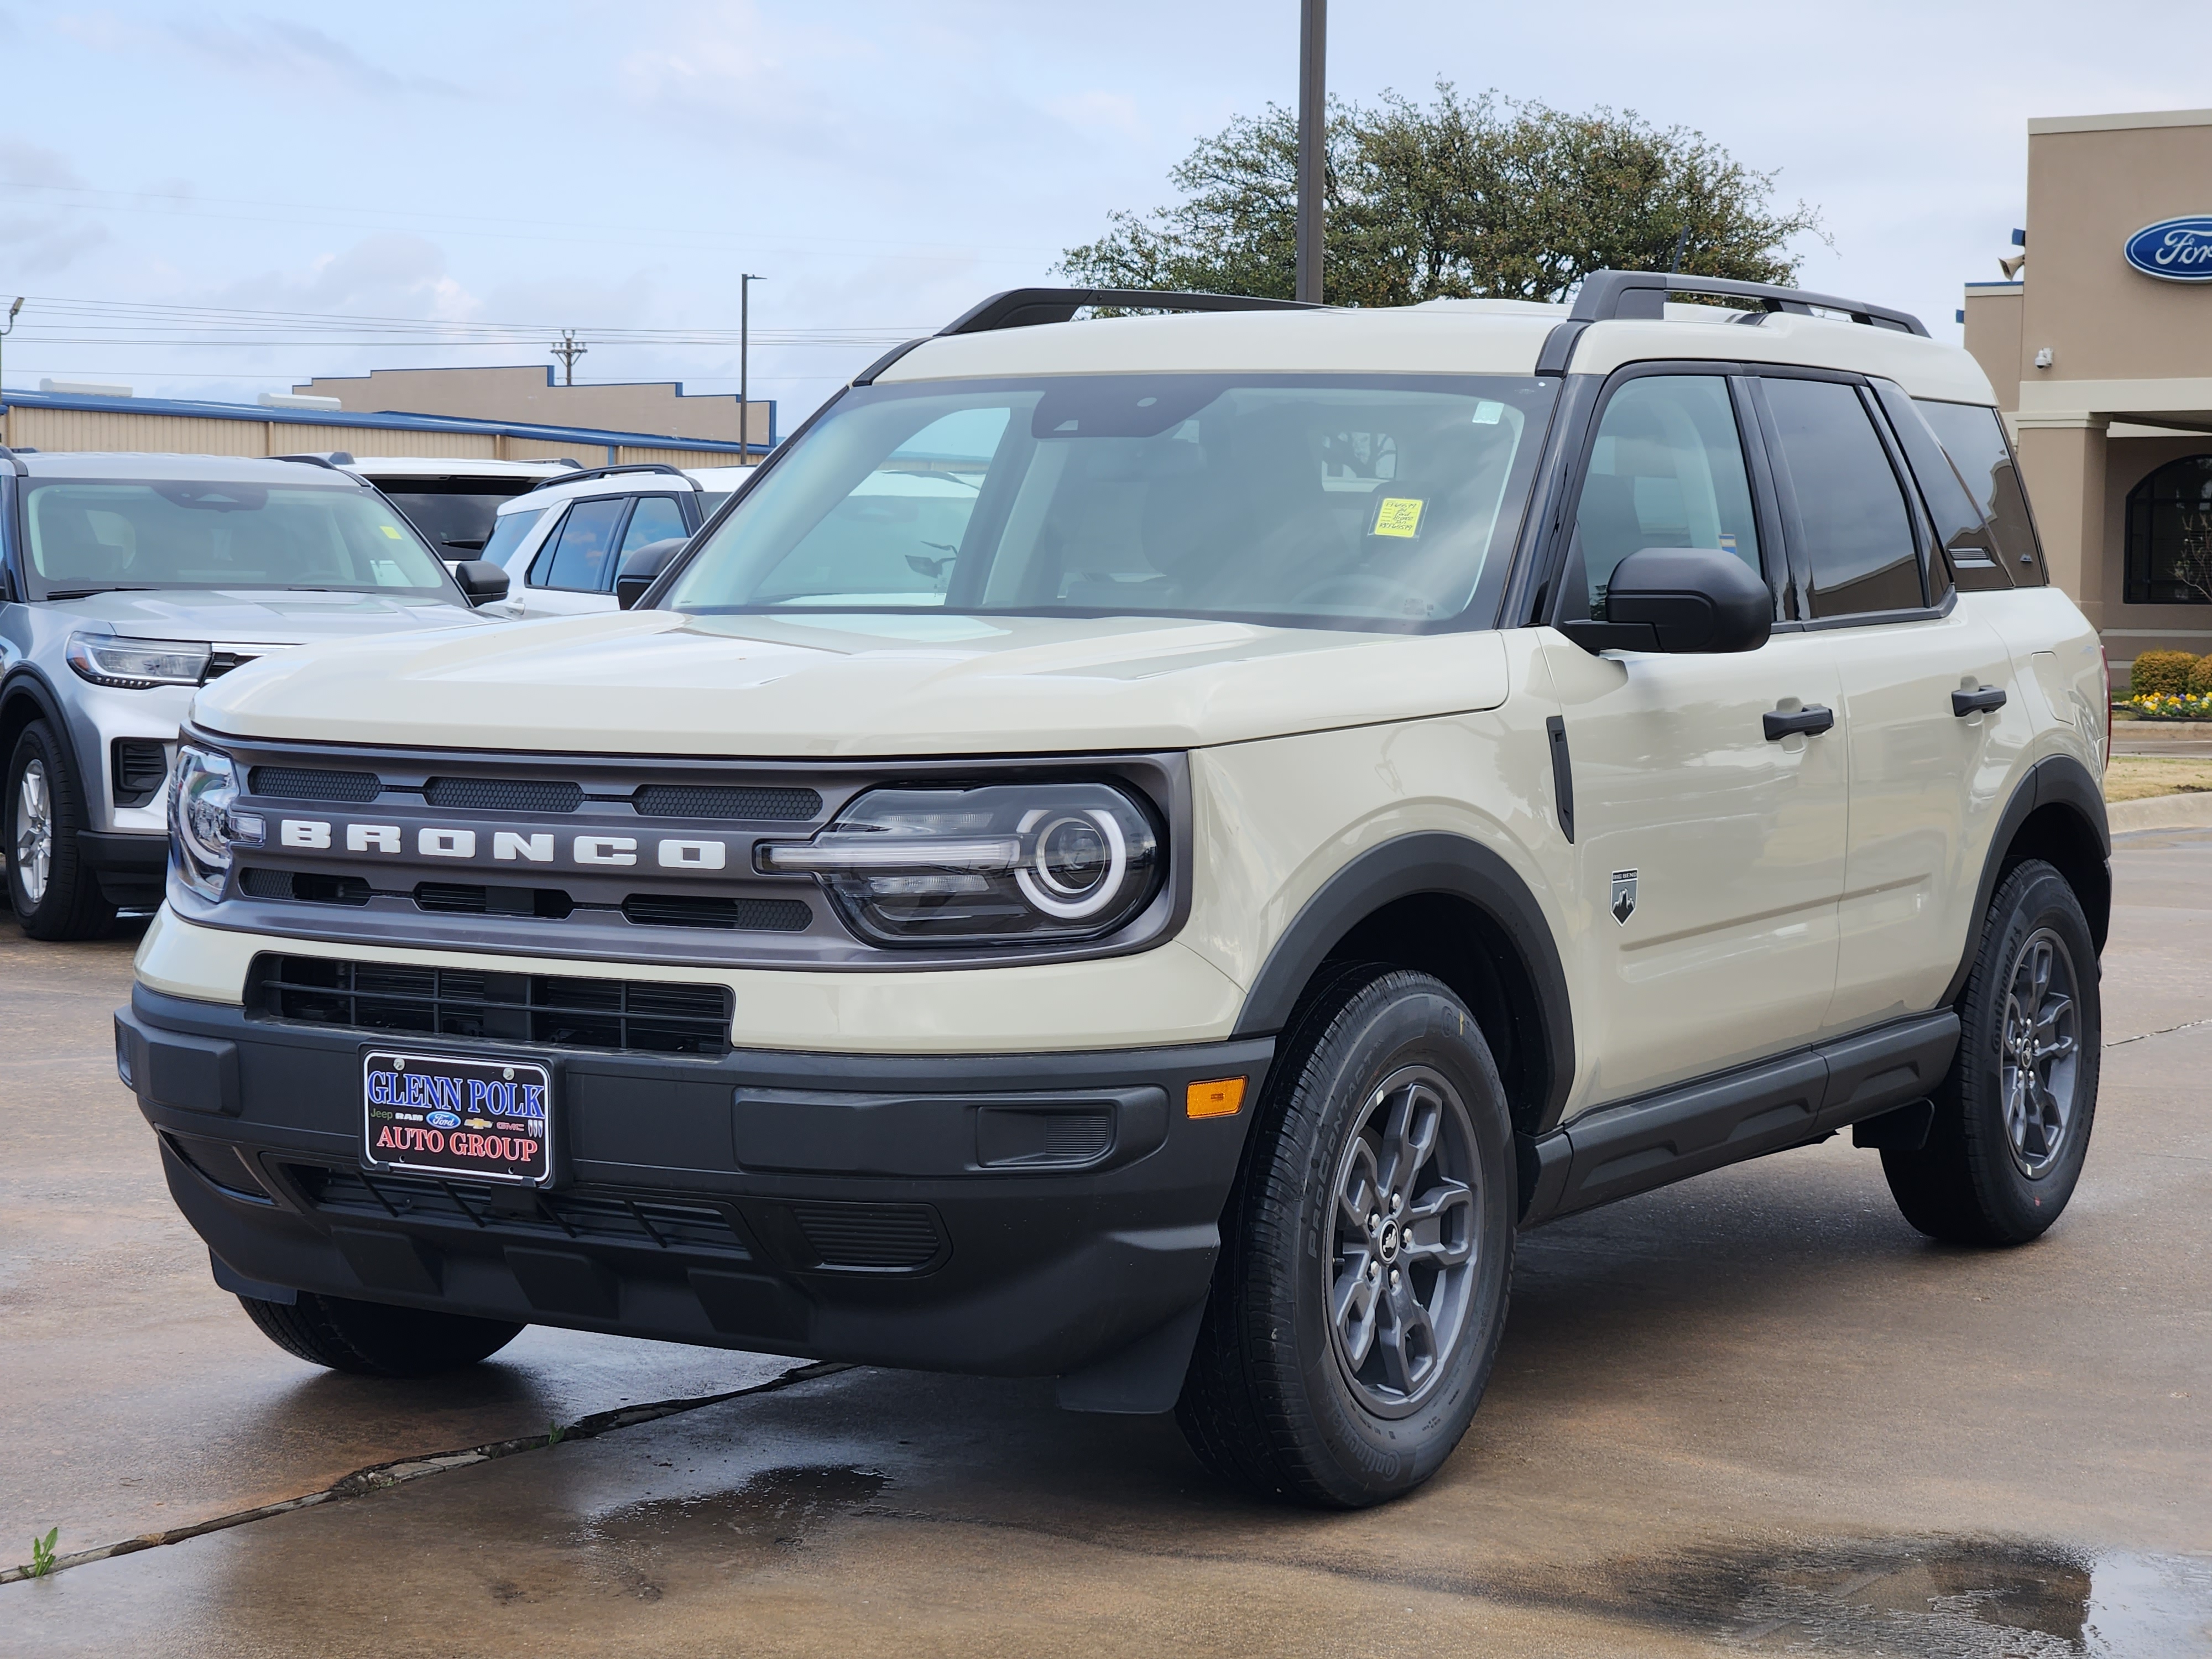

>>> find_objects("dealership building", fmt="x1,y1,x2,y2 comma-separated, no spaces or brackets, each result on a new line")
1964,107,2212,666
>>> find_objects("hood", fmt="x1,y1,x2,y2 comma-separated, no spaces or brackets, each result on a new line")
49,588,488,648
192,609,1512,757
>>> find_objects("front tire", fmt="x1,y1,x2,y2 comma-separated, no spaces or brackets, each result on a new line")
238,1292,524,1377
1177,966,1515,1507
6,719,116,940
1882,859,2100,1245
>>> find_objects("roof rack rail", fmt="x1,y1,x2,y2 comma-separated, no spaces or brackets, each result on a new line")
940,286,1321,336
0,444,26,478
1569,270,1928,337
273,451,357,471
524,461,695,494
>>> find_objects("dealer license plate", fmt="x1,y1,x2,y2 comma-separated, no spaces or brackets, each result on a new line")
363,1050,551,1187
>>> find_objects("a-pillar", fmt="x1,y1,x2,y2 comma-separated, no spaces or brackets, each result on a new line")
2013,414,2109,630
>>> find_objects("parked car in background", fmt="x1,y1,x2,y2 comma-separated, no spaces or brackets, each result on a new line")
0,449,509,938
334,457,582,564
481,462,755,618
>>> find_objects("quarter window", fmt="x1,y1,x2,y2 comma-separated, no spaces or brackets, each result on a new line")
1915,399,2045,586
531,497,627,592
1762,378,1923,618
1572,375,1762,619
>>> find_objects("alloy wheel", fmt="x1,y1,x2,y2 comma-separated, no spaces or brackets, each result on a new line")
14,757,53,907
1326,1063,1481,1416
2000,926,2080,1178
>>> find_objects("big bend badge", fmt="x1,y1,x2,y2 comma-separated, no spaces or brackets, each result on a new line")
1610,868,1639,926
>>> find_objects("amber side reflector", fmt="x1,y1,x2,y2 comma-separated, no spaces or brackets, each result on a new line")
1186,1077,1246,1119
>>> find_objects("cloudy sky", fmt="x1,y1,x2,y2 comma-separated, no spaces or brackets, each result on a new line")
0,1,2203,438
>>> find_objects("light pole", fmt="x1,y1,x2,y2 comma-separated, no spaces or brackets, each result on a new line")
0,298,22,446
739,274,765,463
1296,0,1326,304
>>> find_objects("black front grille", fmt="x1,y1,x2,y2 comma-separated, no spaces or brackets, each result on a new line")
248,766,381,802
633,784,822,820
414,881,575,919
112,739,169,808
621,893,811,932
249,955,733,1056
790,1202,945,1270
292,1166,749,1256
240,867,372,906
424,777,585,813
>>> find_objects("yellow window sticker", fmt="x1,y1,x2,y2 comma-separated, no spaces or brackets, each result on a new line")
380,523,404,539
1372,497,1425,539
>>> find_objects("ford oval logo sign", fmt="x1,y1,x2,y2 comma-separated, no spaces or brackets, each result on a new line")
425,1109,462,1129
2126,216,2212,281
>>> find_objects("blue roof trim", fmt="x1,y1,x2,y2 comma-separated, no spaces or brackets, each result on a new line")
0,387,779,453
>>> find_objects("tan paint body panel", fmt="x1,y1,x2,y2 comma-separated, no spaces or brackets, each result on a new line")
1569,312,1997,403
189,610,1511,757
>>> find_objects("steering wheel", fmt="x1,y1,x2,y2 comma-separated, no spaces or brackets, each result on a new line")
1291,571,1438,618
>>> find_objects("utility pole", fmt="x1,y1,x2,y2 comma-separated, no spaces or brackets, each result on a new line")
0,298,22,445
739,273,765,462
1296,0,1326,304
551,330,587,386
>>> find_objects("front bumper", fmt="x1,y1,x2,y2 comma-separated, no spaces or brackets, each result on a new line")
118,985,1270,1402
80,831,166,906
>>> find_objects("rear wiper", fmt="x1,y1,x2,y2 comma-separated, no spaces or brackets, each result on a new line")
41,586,155,601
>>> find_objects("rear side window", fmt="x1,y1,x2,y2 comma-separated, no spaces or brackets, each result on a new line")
619,495,689,555
1572,374,1763,620
1761,378,1924,618
1916,400,2047,587
531,497,627,592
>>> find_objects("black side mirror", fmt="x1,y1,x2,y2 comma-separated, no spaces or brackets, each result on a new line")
615,537,688,610
1558,546,1772,654
451,560,510,606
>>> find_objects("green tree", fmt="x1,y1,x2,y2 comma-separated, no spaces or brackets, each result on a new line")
1061,85,1824,306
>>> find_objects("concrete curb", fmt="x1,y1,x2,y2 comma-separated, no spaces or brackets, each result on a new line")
2107,791,2212,833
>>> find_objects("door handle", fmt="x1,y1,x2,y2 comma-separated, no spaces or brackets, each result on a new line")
1763,705,1834,741
1952,686,2007,717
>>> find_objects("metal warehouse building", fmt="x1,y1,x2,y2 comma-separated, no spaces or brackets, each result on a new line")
0,384,766,470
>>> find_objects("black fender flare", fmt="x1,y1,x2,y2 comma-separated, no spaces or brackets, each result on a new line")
1940,753,2111,1007
1230,831,1577,1131
0,664,103,832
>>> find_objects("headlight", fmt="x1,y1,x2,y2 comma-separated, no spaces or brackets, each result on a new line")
760,782,1160,945
68,634,211,690
169,743,263,901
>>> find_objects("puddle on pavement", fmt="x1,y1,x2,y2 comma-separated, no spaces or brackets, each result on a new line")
580,1464,889,1552
1542,1533,2212,1656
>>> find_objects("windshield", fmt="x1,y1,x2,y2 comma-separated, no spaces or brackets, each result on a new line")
372,480,535,555
20,479,455,599
664,374,1557,630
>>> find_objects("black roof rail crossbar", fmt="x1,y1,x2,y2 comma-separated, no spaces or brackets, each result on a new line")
1569,270,1929,337
524,461,696,494
940,287,1321,336
273,452,358,472
0,444,27,478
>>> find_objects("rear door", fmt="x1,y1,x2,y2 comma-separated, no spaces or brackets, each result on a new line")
1542,367,1850,1105
1750,372,2026,1030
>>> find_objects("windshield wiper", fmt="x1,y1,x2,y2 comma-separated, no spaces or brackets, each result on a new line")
41,586,155,601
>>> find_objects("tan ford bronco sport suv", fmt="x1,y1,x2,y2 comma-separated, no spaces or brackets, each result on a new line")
119,272,2109,1507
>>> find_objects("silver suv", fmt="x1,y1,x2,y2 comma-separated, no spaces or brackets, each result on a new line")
1,451,505,937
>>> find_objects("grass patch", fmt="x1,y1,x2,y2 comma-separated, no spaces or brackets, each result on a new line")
2104,755,2212,802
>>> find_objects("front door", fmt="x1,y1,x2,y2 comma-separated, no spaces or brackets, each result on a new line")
1543,371,1850,1107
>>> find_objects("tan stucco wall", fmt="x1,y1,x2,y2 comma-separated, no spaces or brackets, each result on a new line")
1962,286,2023,404
291,366,770,448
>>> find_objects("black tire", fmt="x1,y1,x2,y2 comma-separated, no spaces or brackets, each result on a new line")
1883,859,2100,1245
1177,966,1515,1507
237,1291,524,1377
6,719,117,940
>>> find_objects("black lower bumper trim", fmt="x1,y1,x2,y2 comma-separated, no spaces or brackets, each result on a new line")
123,984,1271,1395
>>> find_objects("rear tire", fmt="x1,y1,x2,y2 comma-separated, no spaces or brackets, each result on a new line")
1177,966,1515,1507
6,719,117,940
1882,859,2100,1245
238,1292,524,1377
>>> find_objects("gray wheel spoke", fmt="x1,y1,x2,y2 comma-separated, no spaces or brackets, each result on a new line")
1378,1283,1437,1396
1332,1256,1380,1368
1337,1138,1380,1232
1401,1181,1474,1267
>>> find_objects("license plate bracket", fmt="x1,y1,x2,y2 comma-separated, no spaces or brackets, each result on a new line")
363,1049,552,1187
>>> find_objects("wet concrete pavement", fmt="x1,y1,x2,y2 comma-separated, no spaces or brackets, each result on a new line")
5,836,2210,1655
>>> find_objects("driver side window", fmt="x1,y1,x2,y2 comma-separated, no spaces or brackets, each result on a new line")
1573,375,1763,619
